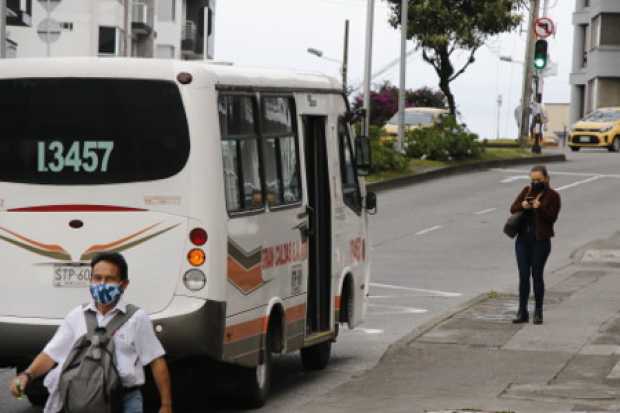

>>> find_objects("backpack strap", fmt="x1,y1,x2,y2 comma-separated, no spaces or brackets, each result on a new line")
103,304,140,339
82,304,99,339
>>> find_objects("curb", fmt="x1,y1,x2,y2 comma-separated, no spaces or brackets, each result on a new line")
380,292,490,361
367,154,567,193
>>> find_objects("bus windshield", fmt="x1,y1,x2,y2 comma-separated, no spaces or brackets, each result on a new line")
0,78,190,185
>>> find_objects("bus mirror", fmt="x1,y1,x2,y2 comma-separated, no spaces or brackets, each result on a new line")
355,135,371,175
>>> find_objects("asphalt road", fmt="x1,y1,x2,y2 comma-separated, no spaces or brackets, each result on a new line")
2,148,620,412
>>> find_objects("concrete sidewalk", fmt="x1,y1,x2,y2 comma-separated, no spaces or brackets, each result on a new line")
299,233,620,413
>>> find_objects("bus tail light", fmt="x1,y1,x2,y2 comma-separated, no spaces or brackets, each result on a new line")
188,248,206,266
183,269,206,291
190,228,208,246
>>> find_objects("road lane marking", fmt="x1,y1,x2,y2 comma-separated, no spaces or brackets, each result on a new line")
370,282,462,298
416,225,442,236
368,303,428,315
475,208,497,215
494,168,620,179
556,175,603,191
500,175,529,183
353,328,384,335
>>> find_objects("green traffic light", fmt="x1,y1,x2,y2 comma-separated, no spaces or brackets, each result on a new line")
534,39,548,70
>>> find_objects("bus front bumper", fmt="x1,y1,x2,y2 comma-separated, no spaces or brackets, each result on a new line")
0,296,226,368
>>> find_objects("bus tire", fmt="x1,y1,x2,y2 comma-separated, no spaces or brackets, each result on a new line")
240,326,273,408
300,341,331,371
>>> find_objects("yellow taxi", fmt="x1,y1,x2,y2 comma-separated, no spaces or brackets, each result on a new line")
569,107,620,152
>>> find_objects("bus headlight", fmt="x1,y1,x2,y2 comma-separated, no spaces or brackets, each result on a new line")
183,269,206,291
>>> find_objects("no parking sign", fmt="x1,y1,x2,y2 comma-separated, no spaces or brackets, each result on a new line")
534,17,555,39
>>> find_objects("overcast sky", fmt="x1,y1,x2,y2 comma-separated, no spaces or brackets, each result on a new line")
215,0,573,139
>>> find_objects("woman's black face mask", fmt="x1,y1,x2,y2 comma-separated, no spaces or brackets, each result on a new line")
531,181,546,192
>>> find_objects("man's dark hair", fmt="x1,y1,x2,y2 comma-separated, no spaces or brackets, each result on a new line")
91,251,129,281
531,165,549,177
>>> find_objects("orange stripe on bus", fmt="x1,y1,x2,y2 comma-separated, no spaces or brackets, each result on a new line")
0,226,68,254
225,317,266,344
286,304,306,323
82,222,161,256
335,296,342,311
227,257,265,293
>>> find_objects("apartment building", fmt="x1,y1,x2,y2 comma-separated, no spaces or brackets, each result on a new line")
570,0,620,123
7,0,215,59
4,0,33,57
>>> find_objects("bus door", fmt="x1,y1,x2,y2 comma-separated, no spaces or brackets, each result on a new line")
302,115,332,334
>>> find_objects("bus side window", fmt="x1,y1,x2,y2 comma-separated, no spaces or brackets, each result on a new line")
338,119,362,214
218,95,264,213
260,96,302,207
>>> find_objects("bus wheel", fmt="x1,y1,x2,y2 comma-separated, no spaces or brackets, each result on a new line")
610,138,620,152
240,328,273,408
300,341,332,371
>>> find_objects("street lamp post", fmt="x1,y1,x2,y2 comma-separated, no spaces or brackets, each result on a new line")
397,0,408,153
363,0,375,137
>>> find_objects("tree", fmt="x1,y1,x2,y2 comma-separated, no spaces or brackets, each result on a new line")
386,0,525,116
353,81,446,126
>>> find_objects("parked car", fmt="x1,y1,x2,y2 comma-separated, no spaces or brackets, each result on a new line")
568,107,620,152
383,107,449,136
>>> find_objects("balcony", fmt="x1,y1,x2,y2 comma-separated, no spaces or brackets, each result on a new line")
7,0,32,27
132,1,154,36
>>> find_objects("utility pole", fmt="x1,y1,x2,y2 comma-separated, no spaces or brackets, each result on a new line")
518,0,541,146
0,0,7,58
397,0,408,153
342,19,349,93
538,0,550,96
363,0,375,137
497,94,503,140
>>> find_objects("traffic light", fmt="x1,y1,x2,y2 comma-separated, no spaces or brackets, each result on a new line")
534,39,548,70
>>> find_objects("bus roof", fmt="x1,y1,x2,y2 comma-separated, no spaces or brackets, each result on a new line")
0,57,342,93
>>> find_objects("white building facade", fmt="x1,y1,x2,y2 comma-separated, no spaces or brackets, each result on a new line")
570,0,620,123
8,0,215,60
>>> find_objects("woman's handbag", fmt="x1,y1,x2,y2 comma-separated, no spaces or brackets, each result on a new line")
503,211,525,238
503,189,542,239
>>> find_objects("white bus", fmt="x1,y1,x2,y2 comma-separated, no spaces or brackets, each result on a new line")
0,58,375,407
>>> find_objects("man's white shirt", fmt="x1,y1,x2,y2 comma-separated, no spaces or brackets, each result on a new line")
42,298,165,413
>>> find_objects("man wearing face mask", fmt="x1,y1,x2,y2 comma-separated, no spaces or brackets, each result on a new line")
9,251,173,413
510,165,561,325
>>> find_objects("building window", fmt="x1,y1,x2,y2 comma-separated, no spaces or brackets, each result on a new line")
156,44,175,59
219,95,264,214
98,26,120,56
599,14,620,47
157,0,175,22
260,96,301,207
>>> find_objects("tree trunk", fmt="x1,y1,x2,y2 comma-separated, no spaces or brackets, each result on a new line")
439,80,456,116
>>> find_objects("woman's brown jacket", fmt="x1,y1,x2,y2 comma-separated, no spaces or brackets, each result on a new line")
510,185,561,240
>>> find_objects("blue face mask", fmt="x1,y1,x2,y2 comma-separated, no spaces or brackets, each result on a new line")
89,283,123,306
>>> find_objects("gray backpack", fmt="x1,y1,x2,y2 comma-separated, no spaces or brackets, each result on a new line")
56,304,139,413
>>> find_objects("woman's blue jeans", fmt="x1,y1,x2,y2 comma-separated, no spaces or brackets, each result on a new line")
516,236,551,314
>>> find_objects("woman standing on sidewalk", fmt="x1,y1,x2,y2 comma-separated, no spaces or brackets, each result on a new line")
510,165,561,325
